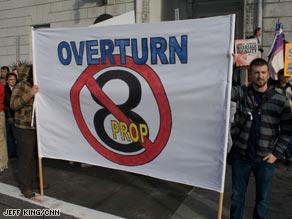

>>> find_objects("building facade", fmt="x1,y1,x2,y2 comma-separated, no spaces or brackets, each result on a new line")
0,0,291,67
161,0,292,59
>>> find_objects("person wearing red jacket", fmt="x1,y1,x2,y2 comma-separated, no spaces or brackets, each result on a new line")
0,82,8,172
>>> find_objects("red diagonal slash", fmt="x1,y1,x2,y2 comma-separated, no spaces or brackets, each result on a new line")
70,55,172,166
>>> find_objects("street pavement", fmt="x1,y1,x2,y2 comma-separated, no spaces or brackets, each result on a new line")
0,158,291,219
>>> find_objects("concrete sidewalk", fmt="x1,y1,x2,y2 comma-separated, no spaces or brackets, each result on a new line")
0,158,291,219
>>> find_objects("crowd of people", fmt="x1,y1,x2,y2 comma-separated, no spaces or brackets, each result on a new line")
0,64,92,198
0,65,17,174
0,28,292,219
0,13,112,199
0,65,40,198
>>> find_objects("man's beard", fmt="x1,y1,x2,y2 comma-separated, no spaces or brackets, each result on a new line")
254,79,267,88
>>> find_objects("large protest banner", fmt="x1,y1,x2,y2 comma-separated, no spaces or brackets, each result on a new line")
32,14,235,193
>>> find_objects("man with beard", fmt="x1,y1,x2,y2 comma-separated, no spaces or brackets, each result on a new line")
229,58,292,219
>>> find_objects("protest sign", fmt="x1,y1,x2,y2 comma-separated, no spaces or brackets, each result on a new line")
284,43,292,76
235,38,260,67
32,15,235,192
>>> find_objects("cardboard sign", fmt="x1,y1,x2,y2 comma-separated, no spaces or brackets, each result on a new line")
235,38,260,67
284,43,292,76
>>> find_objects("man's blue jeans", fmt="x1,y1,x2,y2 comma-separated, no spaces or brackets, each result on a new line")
230,159,275,219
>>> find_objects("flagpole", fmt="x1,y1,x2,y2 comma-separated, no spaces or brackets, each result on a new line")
217,192,224,219
268,22,284,79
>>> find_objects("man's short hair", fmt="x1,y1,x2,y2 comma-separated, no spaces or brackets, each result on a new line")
6,72,18,80
254,27,262,35
93,14,113,24
249,58,268,72
1,66,9,72
277,69,284,76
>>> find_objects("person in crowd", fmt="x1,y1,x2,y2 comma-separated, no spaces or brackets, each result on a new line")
4,73,18,158
275,69,292,103
12,68,18,79
1,66,9,85
248,27,264,53
274,69,292,164
230,58,292,219
10,65,39,198
0,82,8,172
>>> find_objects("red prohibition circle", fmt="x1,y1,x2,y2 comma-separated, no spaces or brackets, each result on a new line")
70,55,172,166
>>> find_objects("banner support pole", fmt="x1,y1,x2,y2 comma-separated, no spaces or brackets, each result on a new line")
38,157,44,196
217,192,224,219
245,69,249,86
33,98,44,196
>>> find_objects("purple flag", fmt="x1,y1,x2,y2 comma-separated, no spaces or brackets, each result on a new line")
268,23,284,79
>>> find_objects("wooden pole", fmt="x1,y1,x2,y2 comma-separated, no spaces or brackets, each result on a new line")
38,157,44,196
217,192,224,219
32,65,44,196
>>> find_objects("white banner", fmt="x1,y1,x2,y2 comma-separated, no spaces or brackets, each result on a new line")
32,15,235,192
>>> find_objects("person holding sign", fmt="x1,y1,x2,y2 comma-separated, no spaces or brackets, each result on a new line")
10,65,39,198
248,27,264,53
230,58,292,219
